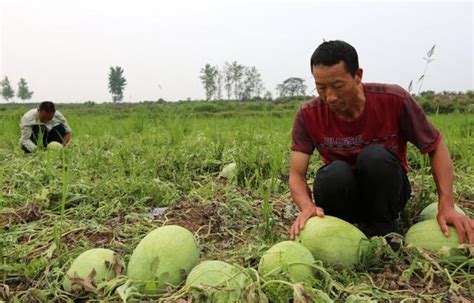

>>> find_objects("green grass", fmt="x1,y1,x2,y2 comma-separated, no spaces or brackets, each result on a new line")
0,101,472,302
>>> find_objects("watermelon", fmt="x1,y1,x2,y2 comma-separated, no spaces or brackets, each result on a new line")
258,241,315,302
63,248,120,292
219,163,237,180
47,141,63,150
185,260,250,302
296,216,368,267
127,225,200,293
405,219,460,251
258,241,315,283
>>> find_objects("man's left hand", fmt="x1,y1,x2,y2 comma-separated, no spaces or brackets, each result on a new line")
437,206,474,244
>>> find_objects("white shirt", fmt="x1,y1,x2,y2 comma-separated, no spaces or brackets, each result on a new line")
19,109,72,152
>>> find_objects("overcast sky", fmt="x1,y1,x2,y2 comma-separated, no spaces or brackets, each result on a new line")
1,0,473,103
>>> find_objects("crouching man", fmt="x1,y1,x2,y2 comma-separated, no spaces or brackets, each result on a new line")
289,40,473,246
19,101,72,153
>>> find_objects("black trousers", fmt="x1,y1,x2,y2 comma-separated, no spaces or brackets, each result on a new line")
313,144,411,236
22,124,67,153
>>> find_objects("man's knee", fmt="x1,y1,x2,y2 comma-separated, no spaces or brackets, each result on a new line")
358,144,392,162
314,161,357,202
314,160,359,220
357,144,399,174
52,124,67,134
31,124,46,136
48,124,67,143
31,125,48,146
316,160,355,187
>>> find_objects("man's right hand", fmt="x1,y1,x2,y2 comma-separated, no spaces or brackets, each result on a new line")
290,205,325,240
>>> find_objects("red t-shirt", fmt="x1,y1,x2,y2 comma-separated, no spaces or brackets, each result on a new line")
291,83,441,172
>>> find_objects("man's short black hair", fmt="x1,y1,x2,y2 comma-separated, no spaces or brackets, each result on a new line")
310,40,359,76
38,101,55,113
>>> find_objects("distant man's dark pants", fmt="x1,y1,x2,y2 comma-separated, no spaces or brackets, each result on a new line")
22,124,67,153
313,144,411,236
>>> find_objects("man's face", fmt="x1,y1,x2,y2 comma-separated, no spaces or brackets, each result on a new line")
312,61,363,113
37,109,55,123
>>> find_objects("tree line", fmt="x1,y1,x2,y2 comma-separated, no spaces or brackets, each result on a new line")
199,62,308,101
1,64,309,103
199,62,267,101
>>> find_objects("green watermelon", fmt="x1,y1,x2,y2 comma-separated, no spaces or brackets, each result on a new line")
47,141,63,150
296,216,368,267
185,260,250,303
405,219,460,251
63,248,120,292
127,225,200,293
219,163,237,180
258,241,315,302
258,241,315,283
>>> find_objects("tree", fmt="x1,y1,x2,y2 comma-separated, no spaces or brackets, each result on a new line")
276,77,307,97
222,62,233,100
241,66,264,100
1,76,15,102
199,64,218,100
230,61,244,100
216,70,223,100
108,66,127,102
264,90,273,101
17,78,34,101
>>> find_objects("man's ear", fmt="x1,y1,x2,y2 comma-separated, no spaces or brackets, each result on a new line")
355,68,363,83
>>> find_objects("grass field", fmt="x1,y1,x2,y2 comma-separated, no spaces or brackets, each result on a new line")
0,100,473,302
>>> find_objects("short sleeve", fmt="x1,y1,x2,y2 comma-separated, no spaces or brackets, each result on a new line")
400,94,440,154
291,109,315,155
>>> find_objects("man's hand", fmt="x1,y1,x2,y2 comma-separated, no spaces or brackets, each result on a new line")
290,205,325,240
437,207,474,244
63,132,72,146
426,139,473,244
